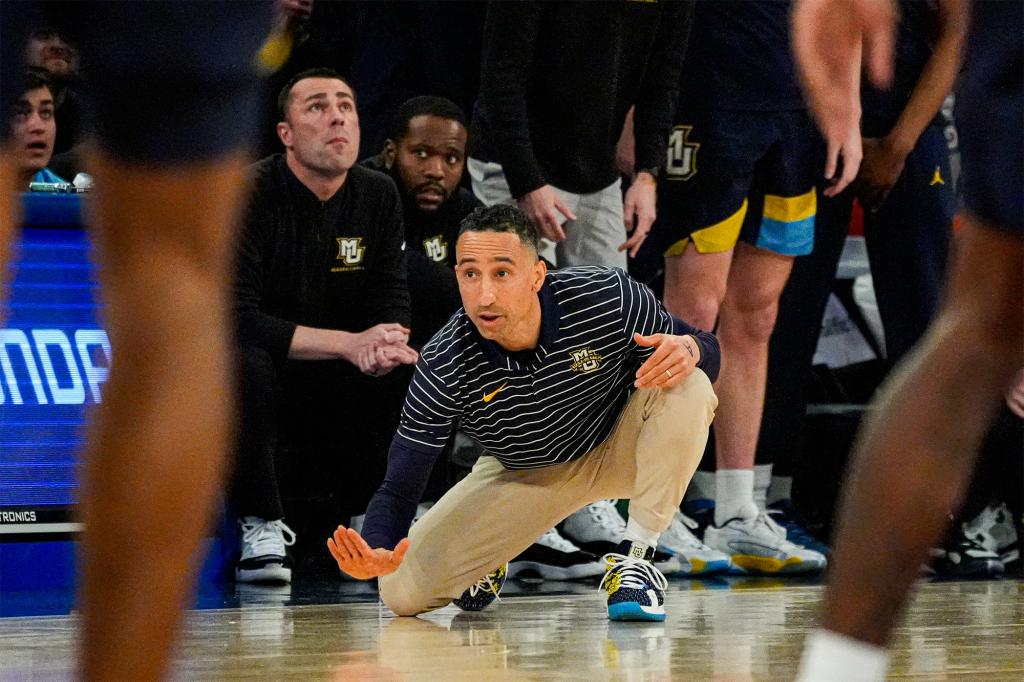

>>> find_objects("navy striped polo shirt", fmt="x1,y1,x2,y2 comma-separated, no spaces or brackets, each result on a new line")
397,266,715,468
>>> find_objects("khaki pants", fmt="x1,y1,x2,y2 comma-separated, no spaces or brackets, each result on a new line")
379,369,717,616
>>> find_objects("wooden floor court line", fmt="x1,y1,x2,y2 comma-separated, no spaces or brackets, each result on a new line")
1,579,1021,680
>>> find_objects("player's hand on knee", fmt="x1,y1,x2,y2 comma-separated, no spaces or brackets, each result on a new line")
632,332,700,389
327,526,410,580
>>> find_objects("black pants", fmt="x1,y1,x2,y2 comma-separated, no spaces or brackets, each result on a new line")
229,346,410,522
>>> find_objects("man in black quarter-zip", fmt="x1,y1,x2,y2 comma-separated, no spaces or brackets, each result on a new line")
229,68,418,584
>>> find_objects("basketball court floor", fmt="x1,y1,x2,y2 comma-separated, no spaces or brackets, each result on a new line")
1,574,1021,679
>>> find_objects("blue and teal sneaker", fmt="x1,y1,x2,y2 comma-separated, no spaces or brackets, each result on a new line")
452,563,507,612
601,541,668,622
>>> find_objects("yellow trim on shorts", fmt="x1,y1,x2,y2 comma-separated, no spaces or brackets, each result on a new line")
763,189,816,223
664,198,748,257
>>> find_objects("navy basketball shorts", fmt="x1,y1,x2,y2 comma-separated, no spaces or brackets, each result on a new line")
956,0,1023,236
653,108,820,257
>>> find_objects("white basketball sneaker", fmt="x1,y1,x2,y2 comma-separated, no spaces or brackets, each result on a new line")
703,507,826,574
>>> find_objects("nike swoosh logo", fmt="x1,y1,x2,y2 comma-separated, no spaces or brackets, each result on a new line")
482,381,508,403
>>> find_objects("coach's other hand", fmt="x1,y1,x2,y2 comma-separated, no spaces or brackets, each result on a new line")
327,526,410,580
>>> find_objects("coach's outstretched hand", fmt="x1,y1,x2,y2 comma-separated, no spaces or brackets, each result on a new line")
327,526,410,580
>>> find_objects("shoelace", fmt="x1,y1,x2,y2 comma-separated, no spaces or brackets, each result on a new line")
240,518,296,557
587,500,627,534
537,527,580,553
957,535,999,558
759,510,788,538
599,553,669,592
466,570,503,602
731,511,801,551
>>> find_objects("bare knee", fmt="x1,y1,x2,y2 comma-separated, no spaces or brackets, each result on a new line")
664,287,722,331
663,251,730,330
721,296,781,345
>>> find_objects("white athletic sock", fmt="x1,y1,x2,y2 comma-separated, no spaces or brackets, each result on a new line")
715,469,756,526
753,464,772,512
623,517,660,551
768,475,793,506
796,629,889,682
684,470,716,501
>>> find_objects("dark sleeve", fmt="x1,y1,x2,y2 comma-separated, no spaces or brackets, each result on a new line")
363,179,412,327
670,314,720,383
361,437,440,550
363,353,459,549
477,2,546,198
632,1,694,173
233,194,297,359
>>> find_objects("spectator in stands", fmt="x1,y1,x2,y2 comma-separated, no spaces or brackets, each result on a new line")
7,69,65,188
23,25,82,156
469,1,692,269
229,68,417,584
757,0,966,556
651,0,827,574
363,95,481,347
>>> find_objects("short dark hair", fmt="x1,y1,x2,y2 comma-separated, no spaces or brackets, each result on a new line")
5,68,53,133
277,67,353,121
458,205,540,257
388,95,467,141
20,67,53,98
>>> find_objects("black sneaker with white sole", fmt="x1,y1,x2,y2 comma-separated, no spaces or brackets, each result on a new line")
508,527,606,581
236,516,297,584
931,534,1005,577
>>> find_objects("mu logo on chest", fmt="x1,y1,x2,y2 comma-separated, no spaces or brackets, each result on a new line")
568,346,603,374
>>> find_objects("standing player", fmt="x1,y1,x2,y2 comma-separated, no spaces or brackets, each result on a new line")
651,0,827,573
792,0,1022,678
328,204,720,622
1,2,272,679
756,0,966,554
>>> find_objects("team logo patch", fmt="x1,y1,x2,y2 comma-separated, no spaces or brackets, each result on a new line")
334,237,366,270
929,167,945,186
423,235,448,262
665,125,699,181
569,346,603,374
